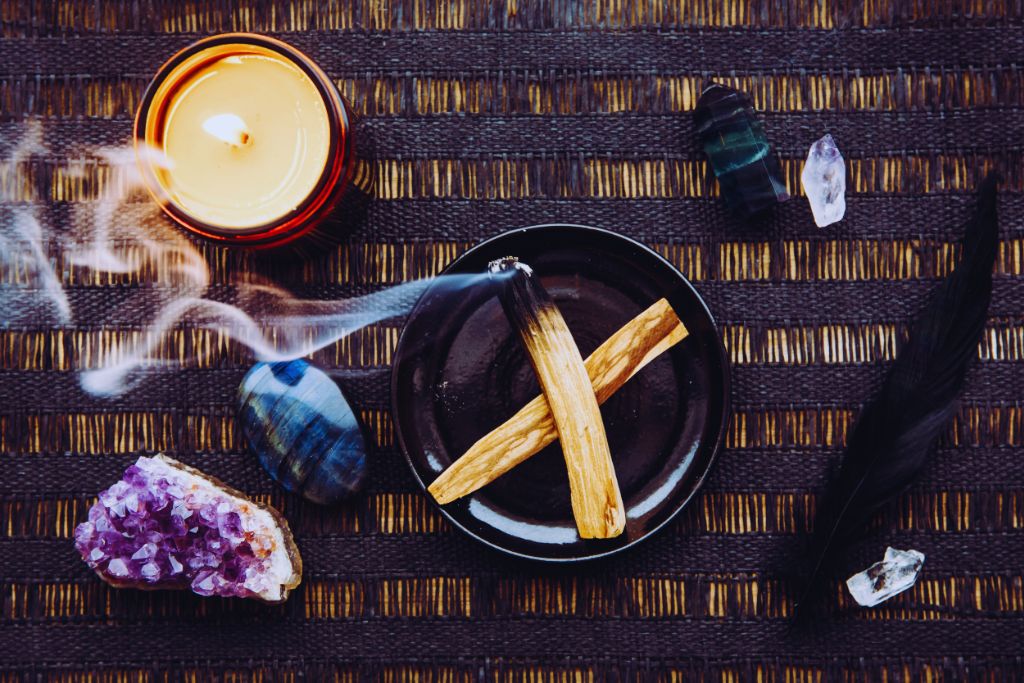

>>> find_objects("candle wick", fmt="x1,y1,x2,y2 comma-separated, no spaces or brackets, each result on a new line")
202,113,252,148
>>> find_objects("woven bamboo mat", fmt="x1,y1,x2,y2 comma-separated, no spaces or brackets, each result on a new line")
1,0,1023,679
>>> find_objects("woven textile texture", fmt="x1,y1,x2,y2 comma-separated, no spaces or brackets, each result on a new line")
2,0,1024,679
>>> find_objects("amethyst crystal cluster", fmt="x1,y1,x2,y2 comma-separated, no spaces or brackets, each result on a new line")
74,455,301,602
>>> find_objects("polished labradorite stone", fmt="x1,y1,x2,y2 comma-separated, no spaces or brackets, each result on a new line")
238,359,368,505
694,83,790,218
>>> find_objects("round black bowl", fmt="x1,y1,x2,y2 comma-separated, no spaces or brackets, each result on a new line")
391,225,730,561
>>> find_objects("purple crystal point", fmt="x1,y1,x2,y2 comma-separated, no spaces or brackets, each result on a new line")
74,455,302,603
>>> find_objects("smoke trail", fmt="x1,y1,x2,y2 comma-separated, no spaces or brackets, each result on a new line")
0,123,482,396
78,278,453,395
0,122,72,325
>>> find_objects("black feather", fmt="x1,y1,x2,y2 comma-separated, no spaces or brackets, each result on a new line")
796,173,1000,618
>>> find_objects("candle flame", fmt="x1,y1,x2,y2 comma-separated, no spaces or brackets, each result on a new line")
202,113,251,147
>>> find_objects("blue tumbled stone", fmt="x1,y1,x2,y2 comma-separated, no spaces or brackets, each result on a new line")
694,82,790,218
238,359,368,505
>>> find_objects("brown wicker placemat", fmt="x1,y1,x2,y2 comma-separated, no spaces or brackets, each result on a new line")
1,1,1023,679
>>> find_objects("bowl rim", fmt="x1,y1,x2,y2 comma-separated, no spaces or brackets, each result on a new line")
390,223,732,563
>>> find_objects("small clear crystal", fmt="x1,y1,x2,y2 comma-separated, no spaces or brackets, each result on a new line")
846,546,925,607
800,134,846,227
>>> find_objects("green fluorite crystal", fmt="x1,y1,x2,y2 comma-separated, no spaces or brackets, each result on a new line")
694,83,790,218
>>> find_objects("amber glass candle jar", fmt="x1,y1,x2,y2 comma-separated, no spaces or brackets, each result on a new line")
135,33,359,249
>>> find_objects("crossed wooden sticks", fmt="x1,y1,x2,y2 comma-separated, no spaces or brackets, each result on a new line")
427,258,689,539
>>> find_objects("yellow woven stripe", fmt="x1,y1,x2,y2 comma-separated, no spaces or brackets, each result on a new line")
494,575,690,617
728,404,1024,450
1,0,1015,34
304,579,364,619
3,154,1011,204
730,407,853,450
370,70,1024,116
3,237,1022,287
710,237,1023,282
376,576,474,617
0,661,1016,682
307,577,480,619
0,668,155,683
372,492,448,534
706,573,1024,620
4,489,1021,539
705,575,790,618
726,320,1024,364
1,401,1020,456
688,490,1024,534
6,68,1022,118
0,77,143,119
1,403,1018,455
367,155,1005,200
0,326,403,371
0,490,363,538
0,318,1021,372
383,667,472,683
711,238,1024,282
0,240,473,286
839,573,1024,621
693,492,814,534
5,572,1021,620
0,408,393,454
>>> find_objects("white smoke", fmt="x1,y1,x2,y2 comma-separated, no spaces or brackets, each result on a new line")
0,123,475,396
0,121,72,325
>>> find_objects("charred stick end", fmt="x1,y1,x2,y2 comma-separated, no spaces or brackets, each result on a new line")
488,256,531,277
488,257,552,332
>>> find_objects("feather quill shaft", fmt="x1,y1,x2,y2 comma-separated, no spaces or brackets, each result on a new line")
797,173,1000,615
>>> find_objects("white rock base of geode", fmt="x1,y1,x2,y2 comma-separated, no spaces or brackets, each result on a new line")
74,455,302,603
846,546,925,607
800,134,846,228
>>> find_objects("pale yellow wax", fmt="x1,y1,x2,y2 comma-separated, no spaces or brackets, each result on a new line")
160,53,331,229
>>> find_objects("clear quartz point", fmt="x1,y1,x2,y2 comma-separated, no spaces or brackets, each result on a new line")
846,546,925,607
800,134,846,227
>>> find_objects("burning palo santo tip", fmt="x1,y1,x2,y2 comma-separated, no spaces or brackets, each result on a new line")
428,297,687,507
488,256,532,276
488,258,626,539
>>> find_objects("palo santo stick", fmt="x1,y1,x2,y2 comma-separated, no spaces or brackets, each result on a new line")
429,296,687,508
486,257,624,538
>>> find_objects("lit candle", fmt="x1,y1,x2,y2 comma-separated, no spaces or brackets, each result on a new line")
135,34,358,248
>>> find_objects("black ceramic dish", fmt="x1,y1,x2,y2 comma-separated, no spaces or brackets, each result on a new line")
391,225,730,561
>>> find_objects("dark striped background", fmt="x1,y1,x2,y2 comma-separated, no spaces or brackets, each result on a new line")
1,0,1023,680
